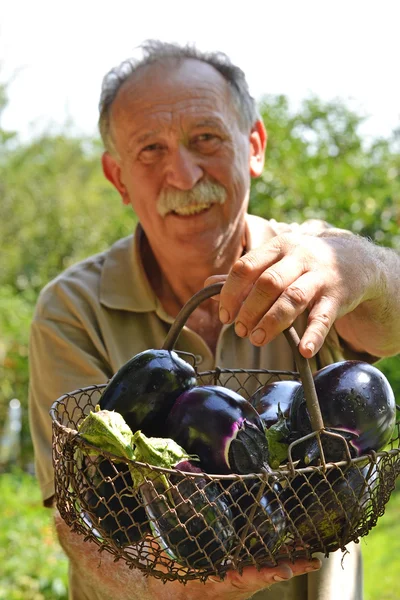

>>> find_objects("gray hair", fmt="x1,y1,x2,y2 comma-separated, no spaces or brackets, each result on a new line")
98,39,260,156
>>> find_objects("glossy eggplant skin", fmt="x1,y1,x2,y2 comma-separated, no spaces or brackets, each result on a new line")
165,386,269,474
81,458,150,547
227,479,286,560
290,360,396,458
250,380,301,428
99,350,197,437
140,461,235,568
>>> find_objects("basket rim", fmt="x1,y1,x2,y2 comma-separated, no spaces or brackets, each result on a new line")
49,368,302,424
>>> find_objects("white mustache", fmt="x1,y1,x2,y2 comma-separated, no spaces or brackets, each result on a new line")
157,180,227,217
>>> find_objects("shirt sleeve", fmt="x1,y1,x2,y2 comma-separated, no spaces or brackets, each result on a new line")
28,283,111,505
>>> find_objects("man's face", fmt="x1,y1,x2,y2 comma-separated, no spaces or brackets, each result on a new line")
104,58,264,256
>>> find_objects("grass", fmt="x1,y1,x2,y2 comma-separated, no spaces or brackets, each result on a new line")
0,469,68,600
362,478,400,600
0,469,398,599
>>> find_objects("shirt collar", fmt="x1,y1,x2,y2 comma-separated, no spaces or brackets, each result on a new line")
100,214,279,313
100,223,158,312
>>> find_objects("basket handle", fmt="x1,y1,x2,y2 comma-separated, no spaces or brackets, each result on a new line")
162,282,325,432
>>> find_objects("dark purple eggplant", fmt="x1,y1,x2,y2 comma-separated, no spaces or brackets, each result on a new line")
281,463,378,550
250,380,301,428
165,385,269,474
80,458,149,547
141,461,235,568
131,431,235,568
226,479,287,560
99,349,197,436
290,428,360,466
290,360,396,462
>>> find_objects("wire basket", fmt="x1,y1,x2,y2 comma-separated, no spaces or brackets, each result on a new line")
51,283,400,583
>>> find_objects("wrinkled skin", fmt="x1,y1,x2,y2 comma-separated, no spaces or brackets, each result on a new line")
206,230,400,359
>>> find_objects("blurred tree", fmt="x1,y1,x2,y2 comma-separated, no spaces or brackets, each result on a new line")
0,104,136,462
251,95,400,249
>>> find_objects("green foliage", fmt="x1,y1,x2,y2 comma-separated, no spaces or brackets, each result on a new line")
251,95,400,248
0,127,136,462
0,470,68,599
0,134,136,296
0,287,33,463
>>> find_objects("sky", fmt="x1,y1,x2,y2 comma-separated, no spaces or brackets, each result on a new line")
1,0,399,144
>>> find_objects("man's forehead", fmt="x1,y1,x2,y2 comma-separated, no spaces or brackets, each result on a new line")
113,58,231,112
127,57,227,89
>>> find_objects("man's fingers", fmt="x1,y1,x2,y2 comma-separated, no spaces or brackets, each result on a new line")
299,297,339,357
219,241,286,319
227,272,315,346
207,557,321,597
231,256,308,334
203,274,228,301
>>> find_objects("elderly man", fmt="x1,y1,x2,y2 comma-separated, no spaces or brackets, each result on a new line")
29,40,400,600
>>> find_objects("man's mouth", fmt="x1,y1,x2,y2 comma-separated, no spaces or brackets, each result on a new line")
170,202,212,216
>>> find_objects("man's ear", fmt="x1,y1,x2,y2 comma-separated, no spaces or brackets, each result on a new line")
249,119,267,178
101,152,130,205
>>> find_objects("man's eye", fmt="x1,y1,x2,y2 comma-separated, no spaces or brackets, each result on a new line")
192,134,222,151
139,143,165,162
142,143,163,153
196,134,218,142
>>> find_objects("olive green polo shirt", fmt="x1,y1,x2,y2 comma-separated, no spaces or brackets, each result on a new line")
28,213,363,600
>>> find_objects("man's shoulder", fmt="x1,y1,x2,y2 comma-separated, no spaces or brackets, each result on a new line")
245,214,333,249
34,235,134,318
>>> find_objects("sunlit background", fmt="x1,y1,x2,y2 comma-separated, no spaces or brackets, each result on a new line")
1,0,399,142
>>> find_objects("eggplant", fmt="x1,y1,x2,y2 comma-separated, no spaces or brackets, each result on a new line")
250,380,301,428
226,479,287,560
77,408,150,545
81,458,149,546
99,349,197,436
290,360,396,463
131,431,235,569
165,385,270,474
282,463,378,550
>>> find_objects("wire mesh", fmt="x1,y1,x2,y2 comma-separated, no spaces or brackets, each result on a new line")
51,368,400,583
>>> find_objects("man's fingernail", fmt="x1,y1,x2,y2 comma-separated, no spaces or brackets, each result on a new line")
273,574,291,582
219,307,229,323
305,342,315,355
251,328,266,345
235,321,247,337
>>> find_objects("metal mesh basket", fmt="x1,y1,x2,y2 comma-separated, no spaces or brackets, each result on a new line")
51,283,400,583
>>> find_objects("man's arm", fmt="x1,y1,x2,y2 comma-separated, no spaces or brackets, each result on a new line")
212,230,400,359
330,233,400,357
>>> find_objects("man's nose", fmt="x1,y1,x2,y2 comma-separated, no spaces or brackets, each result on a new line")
164,145,203,190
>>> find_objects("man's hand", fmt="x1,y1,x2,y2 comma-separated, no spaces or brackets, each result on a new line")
205,231,397,358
